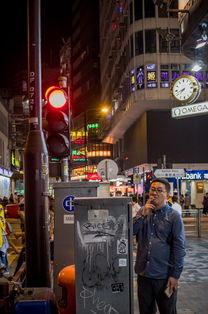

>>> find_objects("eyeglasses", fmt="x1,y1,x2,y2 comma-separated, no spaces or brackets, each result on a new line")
150,187,167,194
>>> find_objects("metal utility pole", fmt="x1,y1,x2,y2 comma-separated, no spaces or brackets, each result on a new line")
61,158,69,182
84,111,88,179
58,75,70,182
24,0,51,287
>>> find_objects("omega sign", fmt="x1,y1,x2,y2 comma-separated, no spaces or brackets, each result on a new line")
171,101,208,119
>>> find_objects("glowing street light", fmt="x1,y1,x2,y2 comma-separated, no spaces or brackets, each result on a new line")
101,107,109,113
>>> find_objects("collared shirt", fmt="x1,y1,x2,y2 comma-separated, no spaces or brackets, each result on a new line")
133,204,186,279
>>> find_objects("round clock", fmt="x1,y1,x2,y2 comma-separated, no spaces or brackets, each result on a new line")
171,75,201,104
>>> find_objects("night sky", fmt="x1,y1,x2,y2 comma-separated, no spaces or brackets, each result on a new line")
0,0,72,87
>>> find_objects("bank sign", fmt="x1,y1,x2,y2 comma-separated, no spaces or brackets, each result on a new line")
171,101,208,119
180,170,208,180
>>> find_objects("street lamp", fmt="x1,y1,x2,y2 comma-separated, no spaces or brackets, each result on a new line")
101,107,109,113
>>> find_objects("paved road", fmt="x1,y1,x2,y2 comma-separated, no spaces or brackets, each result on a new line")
133,237,208,314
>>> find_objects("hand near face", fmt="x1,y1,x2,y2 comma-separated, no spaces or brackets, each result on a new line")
143,198,156,215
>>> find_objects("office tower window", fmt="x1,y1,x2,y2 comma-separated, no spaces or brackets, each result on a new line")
130,35,134,58
136,66,145,89
194,72,203,82
159,32,168,53
158,0,178,18
146,64,157,88
169,0,178,18
129,2,133,24
206,72,208,87
170,29,180,53
158,3,168,17
135,31,143,55
161,64,169,69
144,0,155,18
135,0,143,21
145,30,156,53
160,70,169,88
161,71,169,81
130,69,136,92
172,71,180,81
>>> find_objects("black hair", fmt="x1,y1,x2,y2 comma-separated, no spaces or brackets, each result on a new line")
132,196,137,203
172,195,178,202
150,177,171,193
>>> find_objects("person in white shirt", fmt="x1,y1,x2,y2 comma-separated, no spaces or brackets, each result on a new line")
132,196,141,218
172,195,182,215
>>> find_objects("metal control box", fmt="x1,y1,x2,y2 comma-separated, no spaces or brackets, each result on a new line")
53,181,99,298
74,197,133,314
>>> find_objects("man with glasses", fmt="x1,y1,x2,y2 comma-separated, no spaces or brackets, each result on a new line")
133,178,186,314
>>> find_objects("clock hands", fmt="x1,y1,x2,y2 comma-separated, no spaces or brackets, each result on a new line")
179,88,185,93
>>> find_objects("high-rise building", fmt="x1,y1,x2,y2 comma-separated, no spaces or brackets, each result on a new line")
71,0,101,117
61,0,112,180
99,0,208,202
99,0,208,174
180,0,208,63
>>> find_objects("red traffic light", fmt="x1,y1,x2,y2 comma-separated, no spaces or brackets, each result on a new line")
45,86,68,109
146,172,153,180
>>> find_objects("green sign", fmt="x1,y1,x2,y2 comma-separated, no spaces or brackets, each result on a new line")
87,123,99,129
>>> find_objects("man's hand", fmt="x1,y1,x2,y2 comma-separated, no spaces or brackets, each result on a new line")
133,198,156,221
143,198,156,215
167,277,179,292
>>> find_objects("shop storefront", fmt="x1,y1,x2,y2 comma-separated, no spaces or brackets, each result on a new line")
0,167,13,198
180,170,208,208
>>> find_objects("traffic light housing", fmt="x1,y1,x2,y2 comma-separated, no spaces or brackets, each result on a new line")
45,86,70,158
146,172,153,182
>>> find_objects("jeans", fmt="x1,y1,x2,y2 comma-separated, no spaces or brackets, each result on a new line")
137,276,177,314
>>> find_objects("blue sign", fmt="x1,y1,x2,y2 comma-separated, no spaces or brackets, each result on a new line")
181,170,208,180
62,195,74,212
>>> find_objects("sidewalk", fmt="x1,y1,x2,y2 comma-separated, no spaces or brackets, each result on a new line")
134,237,208,314
177,237,208,314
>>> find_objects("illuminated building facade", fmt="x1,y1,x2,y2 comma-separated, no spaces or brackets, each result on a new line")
99,0,208,175
59,0,113,180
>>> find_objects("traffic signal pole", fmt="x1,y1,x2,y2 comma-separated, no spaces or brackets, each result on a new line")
24,0,51,287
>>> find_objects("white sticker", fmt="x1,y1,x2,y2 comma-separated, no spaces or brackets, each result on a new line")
119,258,127,267
117,238,128,254
88,209,109,221
64,215,74,224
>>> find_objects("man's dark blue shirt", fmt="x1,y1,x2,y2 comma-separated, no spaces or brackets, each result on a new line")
133,204,186,279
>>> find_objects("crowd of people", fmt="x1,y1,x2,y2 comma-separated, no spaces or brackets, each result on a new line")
0,192,55,278
0,193,24,277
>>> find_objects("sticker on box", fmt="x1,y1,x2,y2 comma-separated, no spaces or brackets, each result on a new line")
119,258,127,267
64,214,74,224
117,238,128,254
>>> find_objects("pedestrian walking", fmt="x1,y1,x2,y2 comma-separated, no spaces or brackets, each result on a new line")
179,194,185,208
0,204,9,275
133,178,186,314
9,193,14,204
132,195,141,219
172,195,182,216
184,192,191,216
202,192,208,216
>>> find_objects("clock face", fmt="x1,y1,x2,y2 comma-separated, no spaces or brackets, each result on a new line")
171,75,200,104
